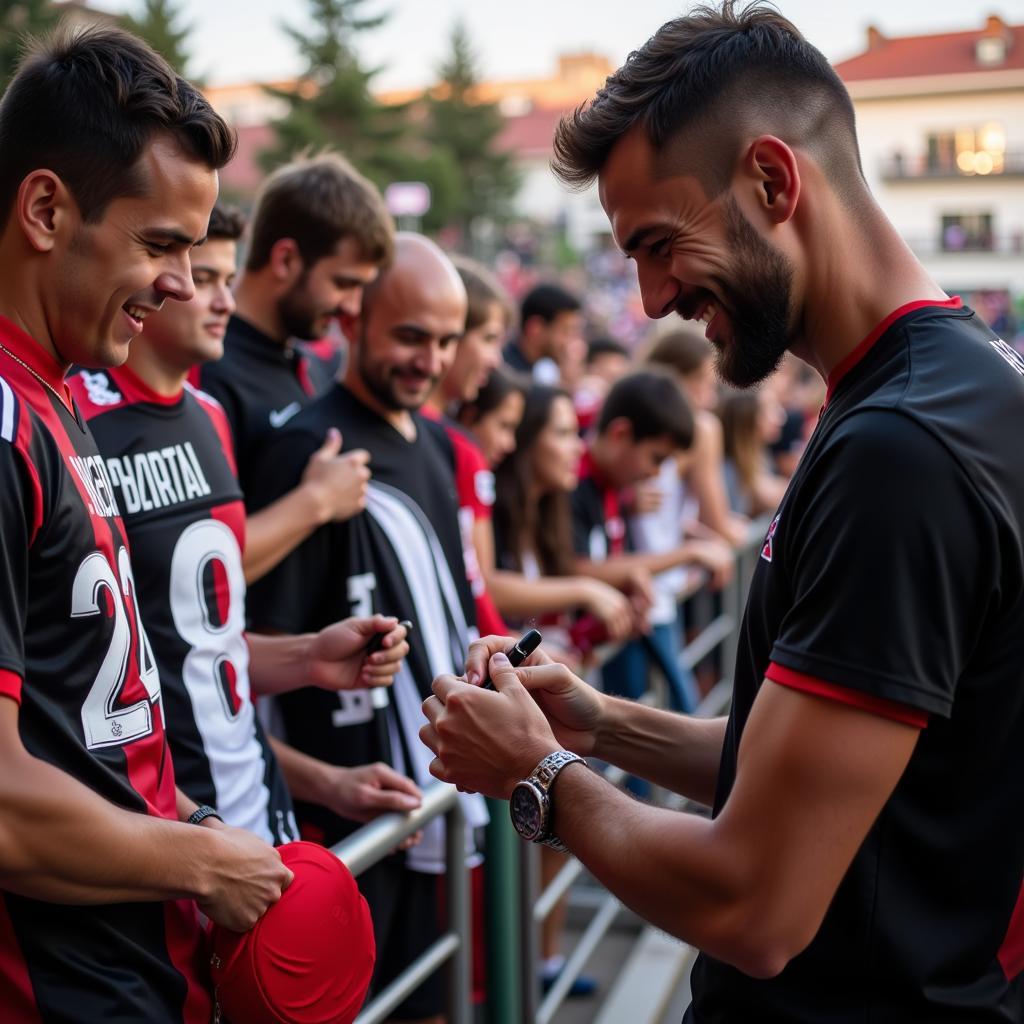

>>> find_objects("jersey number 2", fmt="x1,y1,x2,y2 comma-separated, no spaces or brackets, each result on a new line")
73,548,161,750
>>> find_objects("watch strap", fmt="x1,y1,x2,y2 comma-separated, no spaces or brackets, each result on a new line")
186,804,223,827
529,750,586,849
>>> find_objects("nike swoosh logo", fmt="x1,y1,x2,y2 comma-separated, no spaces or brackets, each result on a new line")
269,402,301,428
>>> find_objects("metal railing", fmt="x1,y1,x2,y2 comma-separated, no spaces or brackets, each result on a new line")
332,780,472,1024
330,515,771,1024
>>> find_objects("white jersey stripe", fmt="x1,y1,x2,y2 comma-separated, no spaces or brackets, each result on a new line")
0,375,16,443
365,482,488,873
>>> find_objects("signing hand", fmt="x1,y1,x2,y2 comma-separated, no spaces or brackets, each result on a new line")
463,636,606,757
422,651,560,798
306,616,410,691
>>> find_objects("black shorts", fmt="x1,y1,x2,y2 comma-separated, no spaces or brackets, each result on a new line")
360,855,445,1020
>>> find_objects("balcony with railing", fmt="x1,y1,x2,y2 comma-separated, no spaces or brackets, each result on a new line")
881,151,1024,181
901,231,1024,258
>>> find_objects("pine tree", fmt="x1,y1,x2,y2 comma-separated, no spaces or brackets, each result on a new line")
262,0,462,232
121,0,196,79
426,20,519,239
0,0,58,95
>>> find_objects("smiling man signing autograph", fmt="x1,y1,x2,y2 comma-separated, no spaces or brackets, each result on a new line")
421,4,1024,1022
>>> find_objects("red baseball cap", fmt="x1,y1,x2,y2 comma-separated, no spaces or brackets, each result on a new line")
210,841,375,1024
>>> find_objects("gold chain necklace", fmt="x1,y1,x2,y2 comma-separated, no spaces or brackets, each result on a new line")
0,340,72,412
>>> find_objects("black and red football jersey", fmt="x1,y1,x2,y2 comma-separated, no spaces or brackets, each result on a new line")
689,301,1024,1022
0,317,209,1022
70,365,298,847
197,314,333,502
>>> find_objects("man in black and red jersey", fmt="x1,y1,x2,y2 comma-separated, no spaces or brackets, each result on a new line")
422,5,1024,1023
247,234,485,1022
199,153,394,584
0,25,291,1023
70,204,420,848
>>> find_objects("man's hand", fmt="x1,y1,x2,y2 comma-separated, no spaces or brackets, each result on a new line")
300,429,371,524
463,636,606,756
318,763,423,851
580,579,633,642
197,825,293,932
306,616,410,690
422,654,559,798
319,762,422,822
624,566,655,613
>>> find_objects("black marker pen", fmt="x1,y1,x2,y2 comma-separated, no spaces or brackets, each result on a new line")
481,628,543,690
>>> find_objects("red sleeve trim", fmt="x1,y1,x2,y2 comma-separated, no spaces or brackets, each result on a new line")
0,670,22,704
766,662,928,729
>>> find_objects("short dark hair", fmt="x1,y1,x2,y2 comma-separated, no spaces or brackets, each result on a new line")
644,329,714,378
246,152,394,271
0,23,235,228
552,2,863,203
452,255,514,333
520,283,581,327
597,369,694,449
207,203,246,242
586,337,629,366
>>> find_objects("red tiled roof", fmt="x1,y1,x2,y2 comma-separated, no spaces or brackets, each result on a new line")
496,105,567,158
835,22,1024,82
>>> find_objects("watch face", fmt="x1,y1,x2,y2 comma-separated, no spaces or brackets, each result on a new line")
510,783,544,841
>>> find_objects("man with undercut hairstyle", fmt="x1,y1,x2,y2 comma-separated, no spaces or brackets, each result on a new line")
247,233,486,1024
421,4,1024,1023
0,25,291,1022
199,152,394,584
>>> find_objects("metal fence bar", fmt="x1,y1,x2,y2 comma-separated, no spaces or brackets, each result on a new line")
520,842,542,1021
445,798,472,1024
354,935,460,1024
485,799,523,1024
533,856,585,924
536,893,622,1024
333,781,471,1024
333,781,457,876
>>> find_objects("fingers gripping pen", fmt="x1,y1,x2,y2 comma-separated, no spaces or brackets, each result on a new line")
480,628,543,691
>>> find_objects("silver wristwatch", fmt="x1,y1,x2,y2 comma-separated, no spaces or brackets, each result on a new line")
509,750,586,852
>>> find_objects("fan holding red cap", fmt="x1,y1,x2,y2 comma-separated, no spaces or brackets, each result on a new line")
210,842,375,1023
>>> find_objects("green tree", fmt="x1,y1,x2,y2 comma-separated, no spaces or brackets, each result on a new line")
121,0,196,79
1,0,58,95
426,20,519,239
262,0,461,230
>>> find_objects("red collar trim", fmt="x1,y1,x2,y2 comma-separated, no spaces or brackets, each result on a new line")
824,296,963,407
0,314,73,406
109,364,184,407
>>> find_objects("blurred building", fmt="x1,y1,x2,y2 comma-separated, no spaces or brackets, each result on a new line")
835,15,1024,300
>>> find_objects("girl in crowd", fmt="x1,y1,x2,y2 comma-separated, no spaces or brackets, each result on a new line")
480,384,632,644
719,389,789,517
